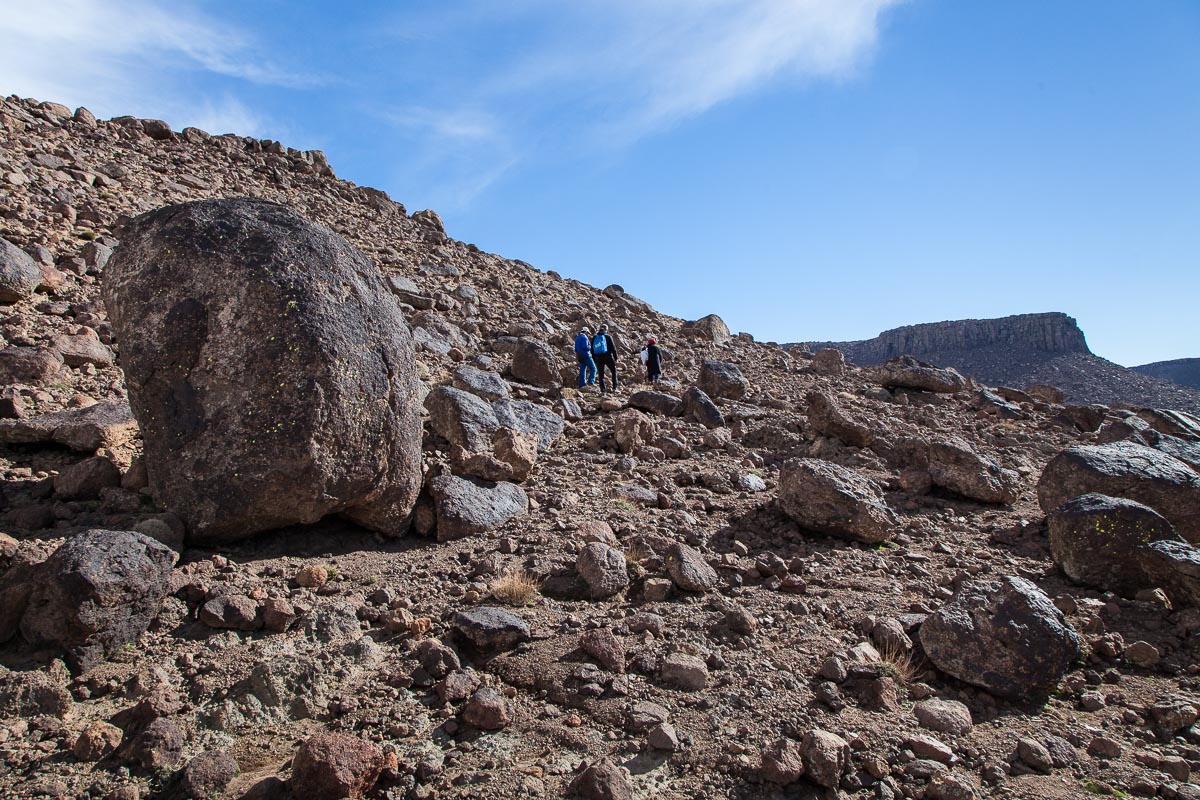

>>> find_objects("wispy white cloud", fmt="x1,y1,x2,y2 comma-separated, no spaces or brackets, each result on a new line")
186,95,266,138
376,0,904,206
0,0,314,126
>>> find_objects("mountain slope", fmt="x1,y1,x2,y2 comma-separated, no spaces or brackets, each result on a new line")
1132,357,1200,391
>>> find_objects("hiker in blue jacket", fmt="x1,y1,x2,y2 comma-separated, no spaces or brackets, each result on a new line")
592,324,619,394
574,327,596,388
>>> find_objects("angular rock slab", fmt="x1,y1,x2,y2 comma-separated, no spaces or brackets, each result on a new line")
927,436,1020,504
919,576,1082,701
103,199,423,543
778,458,896,543
429,474,528,540
698,360,748,400
876,355,965,393
1048,493,1183,595
1037,441,1200,543
1139,541,1200,608
1,530,174,673
0,401,138,452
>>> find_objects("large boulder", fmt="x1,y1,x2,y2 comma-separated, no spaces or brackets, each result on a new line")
778,459,896,543
451,365,510,401
806,391,872,447
0,530,174,672
1048,493,1183,595
927,436,1020,504
429,474,528,540
1139,541,1200,608
0,238,42,302
509,338,561,388
103,199,423,543
290,732,384,800
681,314,730,344
698,360,748,400
628,390,683,418
876,356,965,393
1037,441,1200,543
919,576,1082,701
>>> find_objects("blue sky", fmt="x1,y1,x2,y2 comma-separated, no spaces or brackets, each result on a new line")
3,1,1197,366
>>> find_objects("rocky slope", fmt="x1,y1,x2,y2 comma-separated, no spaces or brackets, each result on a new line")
0,93,1199,800
802,313,1200,415
1134,359,1200,392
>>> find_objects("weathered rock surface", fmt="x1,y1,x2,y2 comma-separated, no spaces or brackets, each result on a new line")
0,529,174,672
510,338,561,388
1048,493,1183,595
807,391,872,447
290,732,384,800
103,199,423,542
681,314,731,344
927,436,1020,503
919,576,1082,700
429,474,528,540
577,542,630,599
683,386,724,429
698,360,748,400
875,355,966,393
0,401,138,451
1037,441,1200,542
0,237,42,302
778,458,896,543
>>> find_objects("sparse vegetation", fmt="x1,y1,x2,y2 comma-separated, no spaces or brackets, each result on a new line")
489,567,539,606
877,641,927,687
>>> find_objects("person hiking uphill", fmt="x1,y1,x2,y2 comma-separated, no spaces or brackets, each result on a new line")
641,337,662,384
592,324,619,394
574,327,596,388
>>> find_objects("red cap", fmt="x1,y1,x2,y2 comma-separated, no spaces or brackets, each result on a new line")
648,338,656,344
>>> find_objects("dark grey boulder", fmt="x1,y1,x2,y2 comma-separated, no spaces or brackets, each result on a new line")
919,576,1082,701
698,360,748,400
0,530,174,672
1048,493,1182,595
0,238,42,302
103,199,423,543
628,390,684,418
876,356,965,393
452,606,531,653
778,458,896,543
451,365,510,401
972,389,1026,420
492,398,564,452
683,386,724,429
1138,409,1200,442
1059,404,1108,433
927,436,1020,504
1037,441,1200,543
509,338,560,388
425,386,502,451
429,474,528,540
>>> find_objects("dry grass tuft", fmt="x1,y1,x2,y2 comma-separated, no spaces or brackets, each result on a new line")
877,641,929,686
489,567,540,607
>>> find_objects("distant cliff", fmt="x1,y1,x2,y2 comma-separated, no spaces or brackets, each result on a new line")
804,312,1090,365
1132,358,1200,391
798,312,1200,415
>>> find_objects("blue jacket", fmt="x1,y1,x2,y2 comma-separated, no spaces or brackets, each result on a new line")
574,333,591,356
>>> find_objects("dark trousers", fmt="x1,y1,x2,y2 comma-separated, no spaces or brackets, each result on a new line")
596,354,618,392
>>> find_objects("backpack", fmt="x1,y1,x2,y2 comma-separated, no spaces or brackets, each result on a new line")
592,334,608,355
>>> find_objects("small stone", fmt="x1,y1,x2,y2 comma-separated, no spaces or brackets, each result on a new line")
127,718,184,770
580,628,625,673
199,595,262,631
290,732,384,800
801,729,850,789
647,722,679,752
914,699,973,735
760,737,805,785
908,735,954,764
73,721,122,761
1017,737,1054,773
463,687,510,731
1125,640,1160,668
296,565,329,588
568,761,633,800
576,542,630,599
1087,737,1122,759
1080,691,1106,711
661,653,708,691
452,607,531,653
665,542,718,592
178,750,239,799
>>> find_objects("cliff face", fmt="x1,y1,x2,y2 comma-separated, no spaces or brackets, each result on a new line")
1132,358,1200,391
806,312,1090,365
800,313,1200,414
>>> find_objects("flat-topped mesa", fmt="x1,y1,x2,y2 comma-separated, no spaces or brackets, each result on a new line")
806,312,1090,366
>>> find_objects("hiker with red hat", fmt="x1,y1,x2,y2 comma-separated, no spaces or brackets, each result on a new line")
640,337,662,384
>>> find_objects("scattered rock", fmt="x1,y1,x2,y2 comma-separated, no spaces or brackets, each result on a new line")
698,360,748,400
760,738,805,785
778,458,896,543
0,237,43,302
290,732,384,800
429,475,528,540
665,542,718,593
914,699,974,735
452,607,531,654
876,355,965,393
568,760,633,800
661,653,708,691
919,576,1082,700
577,542,630,599
927,436,1020,503
73,721,123,761
801,729,850,789
463,687,510,730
